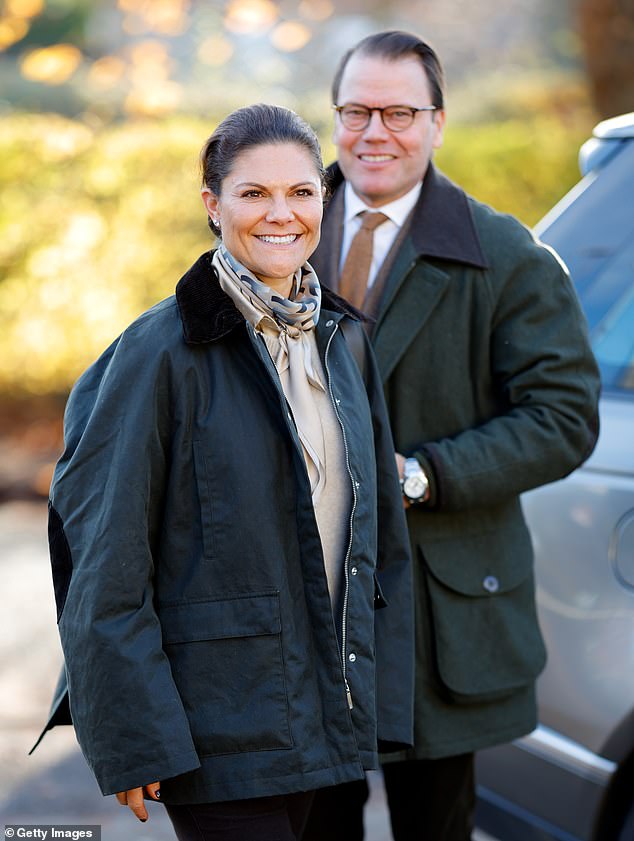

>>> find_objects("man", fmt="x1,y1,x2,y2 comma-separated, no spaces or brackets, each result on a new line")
303,30,600,841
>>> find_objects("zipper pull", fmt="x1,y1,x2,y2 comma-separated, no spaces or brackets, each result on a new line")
345,678,354,710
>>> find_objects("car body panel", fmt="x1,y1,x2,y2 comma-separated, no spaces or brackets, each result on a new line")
477,739,607,841
476,113,634,841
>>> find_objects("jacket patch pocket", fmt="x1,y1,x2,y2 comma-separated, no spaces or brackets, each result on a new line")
48,502,73,623
421,546,547,704
160,592,292,756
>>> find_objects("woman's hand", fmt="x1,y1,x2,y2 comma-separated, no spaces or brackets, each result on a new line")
116,781,161,822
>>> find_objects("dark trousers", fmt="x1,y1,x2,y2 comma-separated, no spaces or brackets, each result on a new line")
383,754,475,840
165,791,315,841
301,753,475,841
300,777,369,841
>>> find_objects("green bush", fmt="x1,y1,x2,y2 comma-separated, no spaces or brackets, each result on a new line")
437,115,591,225
0,113,214,395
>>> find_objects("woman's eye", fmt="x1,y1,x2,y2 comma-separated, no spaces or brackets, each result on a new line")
242,190,263,198
294,189,315,197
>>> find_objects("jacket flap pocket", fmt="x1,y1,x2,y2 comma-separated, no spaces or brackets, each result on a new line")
159,592,281,644
423,538,531,597
419,546,546,702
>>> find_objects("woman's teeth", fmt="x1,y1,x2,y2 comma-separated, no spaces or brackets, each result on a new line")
257,234,298,244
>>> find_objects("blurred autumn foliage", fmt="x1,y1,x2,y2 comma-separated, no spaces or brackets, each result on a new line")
1,1,612,405
0,85,596,398
0,114,212,396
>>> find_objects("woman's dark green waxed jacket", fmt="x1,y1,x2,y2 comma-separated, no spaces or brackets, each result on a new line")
37,251,414,803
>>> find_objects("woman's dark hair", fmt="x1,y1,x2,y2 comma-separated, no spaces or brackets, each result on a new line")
200,103,325,237
331,31,445,111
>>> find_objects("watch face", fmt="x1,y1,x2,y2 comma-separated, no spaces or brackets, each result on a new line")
403,475,426,500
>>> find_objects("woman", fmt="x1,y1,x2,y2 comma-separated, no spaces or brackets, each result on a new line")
40,104,413,840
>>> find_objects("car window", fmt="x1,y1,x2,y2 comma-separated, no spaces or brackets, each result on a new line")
577,234,634,392
539,140,634,393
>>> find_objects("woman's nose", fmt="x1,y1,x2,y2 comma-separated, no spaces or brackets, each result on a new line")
266,197,294,223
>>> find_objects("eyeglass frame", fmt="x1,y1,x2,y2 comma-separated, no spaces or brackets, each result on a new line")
332,103,438,132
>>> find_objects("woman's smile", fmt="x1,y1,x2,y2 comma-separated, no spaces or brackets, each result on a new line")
255,233,301,245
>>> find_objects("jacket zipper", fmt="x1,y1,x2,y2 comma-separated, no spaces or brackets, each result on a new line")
324,322,357,711
250,321,356,712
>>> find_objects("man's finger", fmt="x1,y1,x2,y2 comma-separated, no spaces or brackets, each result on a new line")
115,792,127,806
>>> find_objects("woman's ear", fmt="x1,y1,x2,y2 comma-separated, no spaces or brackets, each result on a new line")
201,188,220,223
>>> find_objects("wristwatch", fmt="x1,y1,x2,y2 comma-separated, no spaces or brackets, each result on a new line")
401,457,429,505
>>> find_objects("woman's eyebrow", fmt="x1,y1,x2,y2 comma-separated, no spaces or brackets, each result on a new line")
233,181,317,189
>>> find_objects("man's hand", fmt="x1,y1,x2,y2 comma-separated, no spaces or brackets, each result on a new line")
116,781,161,822
395,452,410,509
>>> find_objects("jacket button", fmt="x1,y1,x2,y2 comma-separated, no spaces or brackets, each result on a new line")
348,652,356,663
325,319,334,327
483,575,500,593
351,566,358,576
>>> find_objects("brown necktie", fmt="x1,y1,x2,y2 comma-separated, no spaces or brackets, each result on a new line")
338,211,389,309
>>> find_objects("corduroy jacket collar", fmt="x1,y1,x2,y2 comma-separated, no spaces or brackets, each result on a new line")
175,250,362,345
325,161,488,269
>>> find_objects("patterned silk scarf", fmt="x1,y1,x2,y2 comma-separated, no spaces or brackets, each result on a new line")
213,246,327,500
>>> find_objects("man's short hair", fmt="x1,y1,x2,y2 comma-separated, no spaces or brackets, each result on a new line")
331,30,445,110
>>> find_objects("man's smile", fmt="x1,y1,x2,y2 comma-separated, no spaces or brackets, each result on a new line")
358,154,396,162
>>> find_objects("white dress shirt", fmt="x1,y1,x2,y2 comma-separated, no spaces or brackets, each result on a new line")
339,180,423,289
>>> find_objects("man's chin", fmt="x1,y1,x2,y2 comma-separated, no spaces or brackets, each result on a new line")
351,179,399,208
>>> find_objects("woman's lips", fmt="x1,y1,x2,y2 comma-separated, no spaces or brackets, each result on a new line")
255,234,300,244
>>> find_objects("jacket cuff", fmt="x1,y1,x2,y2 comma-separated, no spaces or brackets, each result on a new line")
97,748,201,796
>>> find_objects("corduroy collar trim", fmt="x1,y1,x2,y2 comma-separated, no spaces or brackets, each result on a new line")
175,250,362,345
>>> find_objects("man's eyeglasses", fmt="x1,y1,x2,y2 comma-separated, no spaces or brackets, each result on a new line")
333,103,438,132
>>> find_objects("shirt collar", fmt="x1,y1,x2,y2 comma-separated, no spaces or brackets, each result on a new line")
343,180,423,228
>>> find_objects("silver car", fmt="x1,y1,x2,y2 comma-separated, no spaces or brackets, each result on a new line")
476,113,634,841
